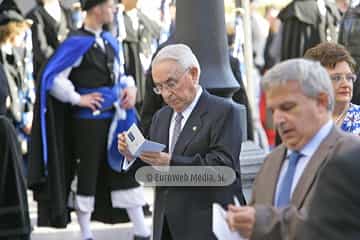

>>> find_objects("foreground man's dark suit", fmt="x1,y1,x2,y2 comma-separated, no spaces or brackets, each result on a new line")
297,138,360,240
131,90,245,240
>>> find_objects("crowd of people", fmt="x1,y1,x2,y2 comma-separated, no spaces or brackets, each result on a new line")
1,0,360,239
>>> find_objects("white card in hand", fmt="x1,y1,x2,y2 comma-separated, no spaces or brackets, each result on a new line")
126,123,166,157
212,203,245,240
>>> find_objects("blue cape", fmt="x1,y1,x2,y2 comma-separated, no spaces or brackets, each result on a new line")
39,31,134,172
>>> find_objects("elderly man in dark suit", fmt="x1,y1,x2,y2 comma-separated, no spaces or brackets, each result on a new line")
118,43,245,240
227,58,360,240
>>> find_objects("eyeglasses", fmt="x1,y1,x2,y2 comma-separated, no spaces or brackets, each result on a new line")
329,73,357,84
153,68,190,95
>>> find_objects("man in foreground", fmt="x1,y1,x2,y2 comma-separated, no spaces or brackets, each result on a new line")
227,58,360,239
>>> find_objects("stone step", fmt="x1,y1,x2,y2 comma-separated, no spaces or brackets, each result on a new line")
29,188,154,240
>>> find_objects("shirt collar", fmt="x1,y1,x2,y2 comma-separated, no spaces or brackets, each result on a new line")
126,8,138,18
43,1,61,19
287,120,334,157
84,26,103,38
1,43,12,55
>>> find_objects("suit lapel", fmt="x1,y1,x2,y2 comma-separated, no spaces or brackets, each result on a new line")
123,13,138,42
292,127,341,207
39,6,60,32
262,146,287,204
172,91,208,155
158,108,172,153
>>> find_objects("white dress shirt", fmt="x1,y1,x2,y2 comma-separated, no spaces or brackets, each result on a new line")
274,120,334,205
126,8,139,31
44,1,62,23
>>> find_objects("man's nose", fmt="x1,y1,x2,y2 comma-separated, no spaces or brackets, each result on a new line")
273,110,285,125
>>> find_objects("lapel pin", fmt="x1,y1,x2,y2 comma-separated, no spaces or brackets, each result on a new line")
192,126,197,132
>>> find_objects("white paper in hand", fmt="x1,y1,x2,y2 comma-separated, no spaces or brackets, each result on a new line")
126,123,166,157
212,203,245,240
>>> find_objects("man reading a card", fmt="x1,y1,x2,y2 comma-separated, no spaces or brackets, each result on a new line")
118,43,246,240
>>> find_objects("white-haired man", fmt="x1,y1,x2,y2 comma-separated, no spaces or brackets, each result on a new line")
118,43,246,240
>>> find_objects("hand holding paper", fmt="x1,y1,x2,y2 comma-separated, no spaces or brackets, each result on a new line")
125,123,166,157
118,123,168,167
118,132,135,160
226,198,255,239
140,151,171,166
213,199,245,240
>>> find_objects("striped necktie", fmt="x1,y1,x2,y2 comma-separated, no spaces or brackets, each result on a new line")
170,112,183,154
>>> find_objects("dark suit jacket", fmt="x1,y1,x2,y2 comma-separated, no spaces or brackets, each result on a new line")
278,0,340,61
250,126,356,240
134,90,245,240
0,64,8,115
338,6,360,105
122,10,161,105
296,135,360,240
27,4,74,79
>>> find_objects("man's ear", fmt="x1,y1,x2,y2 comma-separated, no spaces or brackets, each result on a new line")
189,67,199,83
317,92,330,109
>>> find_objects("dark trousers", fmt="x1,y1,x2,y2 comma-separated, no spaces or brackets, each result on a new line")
161,216,173,240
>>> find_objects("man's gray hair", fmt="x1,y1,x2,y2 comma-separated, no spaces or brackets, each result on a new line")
262,58,335,112
152,44,201,76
